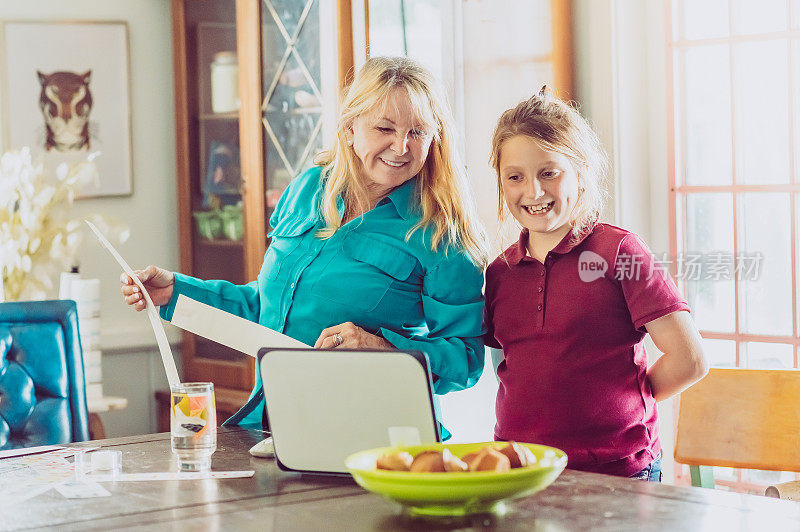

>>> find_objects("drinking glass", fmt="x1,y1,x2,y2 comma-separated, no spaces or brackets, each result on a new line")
170,382,217,472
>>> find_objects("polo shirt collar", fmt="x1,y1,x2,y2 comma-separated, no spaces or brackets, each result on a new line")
505,225,595,266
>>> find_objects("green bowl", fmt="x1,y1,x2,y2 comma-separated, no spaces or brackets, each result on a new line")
345,442,567,516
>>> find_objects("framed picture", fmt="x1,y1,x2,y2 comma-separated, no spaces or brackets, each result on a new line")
0,21,132,198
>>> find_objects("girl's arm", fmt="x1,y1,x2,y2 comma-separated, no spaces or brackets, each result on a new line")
645,310,708,401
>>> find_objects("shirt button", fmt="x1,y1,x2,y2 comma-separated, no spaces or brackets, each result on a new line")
290,282,295,288
540,271,545,277
537,304,542,311
538,286,543,293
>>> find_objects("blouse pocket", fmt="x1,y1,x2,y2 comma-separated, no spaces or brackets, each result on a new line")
313,233,420,312
260,219,315,281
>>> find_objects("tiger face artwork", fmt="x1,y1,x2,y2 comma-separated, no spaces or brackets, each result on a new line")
36,70,93,152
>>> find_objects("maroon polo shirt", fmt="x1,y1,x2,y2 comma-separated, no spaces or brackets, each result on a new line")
484,223,689,477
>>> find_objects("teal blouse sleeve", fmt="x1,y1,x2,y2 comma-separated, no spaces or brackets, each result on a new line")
379,251,485,394
158,274,261,323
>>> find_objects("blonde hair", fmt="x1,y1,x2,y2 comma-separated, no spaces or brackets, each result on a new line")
489,86,609,240
314,56,487,266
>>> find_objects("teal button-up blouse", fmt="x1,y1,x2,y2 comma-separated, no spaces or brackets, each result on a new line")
159,166,485,428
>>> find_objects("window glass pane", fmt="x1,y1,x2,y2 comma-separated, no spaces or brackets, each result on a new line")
368,0,444,80
738,193,791,335
368,1,405,56
742,342,794,369
794,0,800,29
701,338,736,368
685,194,735,332
794,40,800,179
732,0,787,35
733,40,790,184
796,195,800,338
742,469,797,486
679,0,729,40
404,1,444,75
713,466,737,482
682,46,732,186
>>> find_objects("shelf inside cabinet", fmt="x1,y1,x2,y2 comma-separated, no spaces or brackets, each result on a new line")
200,112,239,121
197,239,244,248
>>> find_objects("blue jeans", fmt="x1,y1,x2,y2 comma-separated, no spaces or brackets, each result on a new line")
629,454,662,482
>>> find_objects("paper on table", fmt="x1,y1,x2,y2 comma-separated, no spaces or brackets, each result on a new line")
87,470,255,482
85,221,180,387
55,480,111,499
171,294,309,357
0,445,63,460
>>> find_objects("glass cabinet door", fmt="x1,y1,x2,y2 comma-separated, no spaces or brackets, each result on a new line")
168,0,349,422
260,0,325,224
180,1,248,371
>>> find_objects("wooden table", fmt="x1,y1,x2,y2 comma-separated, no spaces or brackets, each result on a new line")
4,428,800,531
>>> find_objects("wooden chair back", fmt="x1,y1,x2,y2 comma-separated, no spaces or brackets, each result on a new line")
675,367,800,474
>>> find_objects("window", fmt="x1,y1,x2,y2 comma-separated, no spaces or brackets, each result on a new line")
667,0,800,492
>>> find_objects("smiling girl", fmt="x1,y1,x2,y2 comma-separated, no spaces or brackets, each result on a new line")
483,88,708,481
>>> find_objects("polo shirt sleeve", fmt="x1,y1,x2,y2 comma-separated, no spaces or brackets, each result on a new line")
379,252,485,395
482,264,502,349
615,234,690,332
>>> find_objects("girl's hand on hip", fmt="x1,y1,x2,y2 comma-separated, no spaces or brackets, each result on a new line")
314,321,394,350
119,265,174,311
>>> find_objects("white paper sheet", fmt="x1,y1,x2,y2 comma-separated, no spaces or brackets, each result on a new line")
55,480,111,499
85,221,180,387
87,470,255,482
0,445,63,460
0,452,75,505
171,294,309,357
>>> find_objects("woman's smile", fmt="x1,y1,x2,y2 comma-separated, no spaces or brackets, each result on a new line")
348,88,433,200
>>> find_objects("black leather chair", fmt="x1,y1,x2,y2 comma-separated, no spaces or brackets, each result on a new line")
0,300,89,449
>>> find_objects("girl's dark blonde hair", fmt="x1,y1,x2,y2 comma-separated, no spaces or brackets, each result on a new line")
315,56,487,266
489,86,609,239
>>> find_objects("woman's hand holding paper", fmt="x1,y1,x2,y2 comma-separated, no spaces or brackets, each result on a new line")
120,265,175,311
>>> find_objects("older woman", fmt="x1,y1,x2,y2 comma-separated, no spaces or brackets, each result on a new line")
121,57,487,430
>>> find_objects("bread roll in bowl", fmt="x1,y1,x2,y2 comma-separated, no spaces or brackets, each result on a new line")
409,449,468,473
376,451,413,471
468,448,511,472
497,442,537,468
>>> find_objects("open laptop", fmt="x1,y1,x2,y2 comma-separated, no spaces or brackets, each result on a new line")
257,347,441,475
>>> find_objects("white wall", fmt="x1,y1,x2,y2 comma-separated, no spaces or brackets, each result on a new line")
438,0,559,444
575,0,677,481
0,0,182,437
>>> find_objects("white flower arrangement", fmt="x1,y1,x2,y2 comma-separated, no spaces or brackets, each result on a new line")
0,147,129,301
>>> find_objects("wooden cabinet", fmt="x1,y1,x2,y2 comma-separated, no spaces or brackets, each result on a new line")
160,0,353,427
